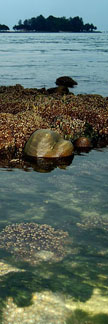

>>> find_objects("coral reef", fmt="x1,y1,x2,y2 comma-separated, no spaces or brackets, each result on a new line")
0,223,68,263
0,85,108,166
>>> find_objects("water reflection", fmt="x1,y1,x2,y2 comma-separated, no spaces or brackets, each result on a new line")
24,156,74,173
0,155,74,173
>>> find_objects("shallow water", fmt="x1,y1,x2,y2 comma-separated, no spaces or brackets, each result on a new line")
0,31,108,323
0,148,108,323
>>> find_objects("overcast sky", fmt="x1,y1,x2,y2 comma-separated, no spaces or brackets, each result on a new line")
0,0,107,31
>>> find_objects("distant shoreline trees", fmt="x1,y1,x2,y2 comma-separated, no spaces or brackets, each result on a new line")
0,24,10,31
13,15,97,32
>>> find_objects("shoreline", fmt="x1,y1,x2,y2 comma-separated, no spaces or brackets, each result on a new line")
0,84,108,168
0,31,102,34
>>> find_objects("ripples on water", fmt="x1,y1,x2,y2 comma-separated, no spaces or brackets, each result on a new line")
0,32,108,323
0,149,108,323
0,32,108,95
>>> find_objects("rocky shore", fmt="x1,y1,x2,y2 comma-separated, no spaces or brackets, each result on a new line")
0,84,108,168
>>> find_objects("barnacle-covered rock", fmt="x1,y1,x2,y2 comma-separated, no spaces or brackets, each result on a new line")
24,129,74,159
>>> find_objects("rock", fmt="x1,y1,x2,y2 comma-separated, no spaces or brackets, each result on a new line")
56,76,77,87
47,86,69,95
38,87,48,95
74,136,92,152
24,129,74,159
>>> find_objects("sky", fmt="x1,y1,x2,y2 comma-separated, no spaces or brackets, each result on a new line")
0,0,108,31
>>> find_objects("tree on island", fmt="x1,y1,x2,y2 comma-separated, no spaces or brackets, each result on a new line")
13,15,97,32
0,24,10,31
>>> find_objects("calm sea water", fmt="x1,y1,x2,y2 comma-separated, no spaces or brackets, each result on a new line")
0,33,108,323
0,32,108,96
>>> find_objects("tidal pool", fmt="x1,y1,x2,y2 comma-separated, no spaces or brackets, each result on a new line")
0,148,108,324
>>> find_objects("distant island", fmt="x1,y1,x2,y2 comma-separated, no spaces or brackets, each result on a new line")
0,24,10,31
13,15,97,32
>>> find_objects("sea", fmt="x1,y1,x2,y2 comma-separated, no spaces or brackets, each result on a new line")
0,32,108,324
0,32,108,96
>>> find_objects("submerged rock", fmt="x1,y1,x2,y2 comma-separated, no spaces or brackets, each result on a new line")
56,76,77,87
24,129,74,159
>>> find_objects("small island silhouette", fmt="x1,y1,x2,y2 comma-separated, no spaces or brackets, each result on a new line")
0,15,98,32
13,15,97,32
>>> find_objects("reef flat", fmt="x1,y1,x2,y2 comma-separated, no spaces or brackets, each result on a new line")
0,84,108,167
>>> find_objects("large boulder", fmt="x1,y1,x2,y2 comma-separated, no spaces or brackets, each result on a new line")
24,129,74,159
56,76,77,87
